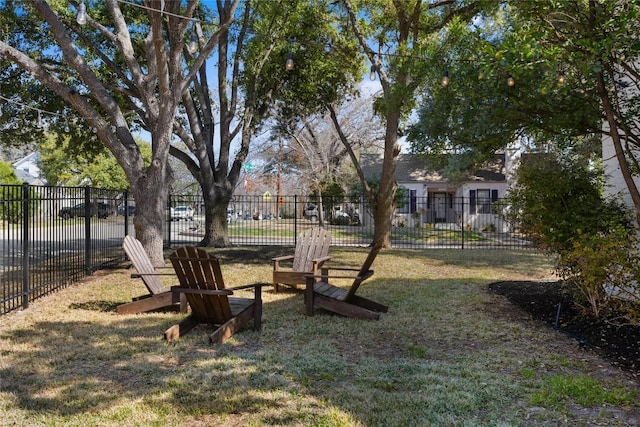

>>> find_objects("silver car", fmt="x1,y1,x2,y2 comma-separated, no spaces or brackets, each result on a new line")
171,205,194,221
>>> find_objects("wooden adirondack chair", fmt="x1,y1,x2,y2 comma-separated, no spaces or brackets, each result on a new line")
272,227,331,293
117,236,186,315
304,247,388,320
164,246,266,344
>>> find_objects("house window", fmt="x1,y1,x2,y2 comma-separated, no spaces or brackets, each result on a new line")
477,189,491,214
397,189,417,214
469,189,499,214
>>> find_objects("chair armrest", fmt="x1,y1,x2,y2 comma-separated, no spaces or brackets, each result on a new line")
272,255,295,270
311,256,332,265
170,286,233,296
307,269,374,281
226,282,270,291
131,272,176,278
320,266,374,275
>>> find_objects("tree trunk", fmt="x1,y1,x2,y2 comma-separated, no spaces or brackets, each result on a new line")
371,111,401,249
597,71,640,226
130,162,171,266
199,185,232,247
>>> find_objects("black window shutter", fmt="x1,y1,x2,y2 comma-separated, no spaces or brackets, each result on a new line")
410,190,417,213
491,189,499,202
469,190,476,214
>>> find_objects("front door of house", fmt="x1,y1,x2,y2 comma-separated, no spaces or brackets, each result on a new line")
434,193,447,223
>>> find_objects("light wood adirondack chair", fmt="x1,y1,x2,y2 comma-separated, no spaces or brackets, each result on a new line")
164,246,266,344
272,227,331,293
117,236,186,315
304,247,388,320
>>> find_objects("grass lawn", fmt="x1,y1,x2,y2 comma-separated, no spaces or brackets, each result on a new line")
0,247,638,426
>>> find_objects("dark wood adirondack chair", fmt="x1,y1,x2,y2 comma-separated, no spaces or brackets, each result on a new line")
117,236,186,315
304,247,388,320
272,227,331,293
164,246,266,344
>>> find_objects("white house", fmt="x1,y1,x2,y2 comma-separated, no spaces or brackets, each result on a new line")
12,152,45,185
602,66,640,227
361,153,513,231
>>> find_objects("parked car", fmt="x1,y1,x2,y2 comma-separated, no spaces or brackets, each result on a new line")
303,203,319,221
59,202,111,220
170,205,194,221
117,205,136,216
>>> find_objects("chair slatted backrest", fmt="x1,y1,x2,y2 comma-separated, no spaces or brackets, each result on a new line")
123,235,165,295
292,227,331,272
169,246,232,324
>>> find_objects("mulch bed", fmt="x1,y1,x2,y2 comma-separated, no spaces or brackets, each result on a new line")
488,280,640,377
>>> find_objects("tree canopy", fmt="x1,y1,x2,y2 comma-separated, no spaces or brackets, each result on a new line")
408,1,640,225
0,161,19,185
1,0,240,263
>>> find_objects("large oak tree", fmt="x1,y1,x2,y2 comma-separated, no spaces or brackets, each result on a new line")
0,0,239,264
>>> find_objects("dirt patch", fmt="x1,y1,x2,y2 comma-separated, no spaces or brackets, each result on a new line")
489,280,640,377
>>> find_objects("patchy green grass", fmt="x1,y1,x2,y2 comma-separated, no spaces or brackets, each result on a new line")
0,248,638,426
529,374,636,408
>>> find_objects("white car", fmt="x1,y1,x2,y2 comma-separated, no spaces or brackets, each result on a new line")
171,206,194,221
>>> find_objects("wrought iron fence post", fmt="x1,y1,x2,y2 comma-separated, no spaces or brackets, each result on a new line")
461,197,465,250
165,194,172,248
123,190,129,236
21,183,30,310
84,185,91,274
294,195,298,246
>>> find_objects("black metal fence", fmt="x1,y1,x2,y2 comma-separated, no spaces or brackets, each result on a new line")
0,184,128,315
165,194,532,250
1,185,533,315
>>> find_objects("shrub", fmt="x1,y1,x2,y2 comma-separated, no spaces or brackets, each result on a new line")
481,223,496,233
509,150,640,322
559,227,640,321
331,215,351,226
1,183,41,224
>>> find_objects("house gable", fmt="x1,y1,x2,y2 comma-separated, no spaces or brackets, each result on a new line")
11,152,44,185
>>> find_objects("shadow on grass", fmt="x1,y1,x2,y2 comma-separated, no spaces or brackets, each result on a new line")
162,245,292,265
0,268,396,423
68,300,121,312
0,296,304,421
6,250,627,426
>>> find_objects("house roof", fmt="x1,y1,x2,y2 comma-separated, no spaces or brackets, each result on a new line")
13,152,38,165
14,169,45,185
11,152,45,185
360,153,506,184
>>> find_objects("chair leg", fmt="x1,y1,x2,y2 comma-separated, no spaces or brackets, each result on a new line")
253,287,263,331
305,276,315,316
209,322,236,344
164,315,199,341
209,307,254,344
178,293,188,313
117,292,175,315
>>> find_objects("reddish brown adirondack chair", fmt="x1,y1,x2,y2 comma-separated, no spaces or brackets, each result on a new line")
304,247,388,320
164,246,266,344
117,236,186,315
272,227,331,293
